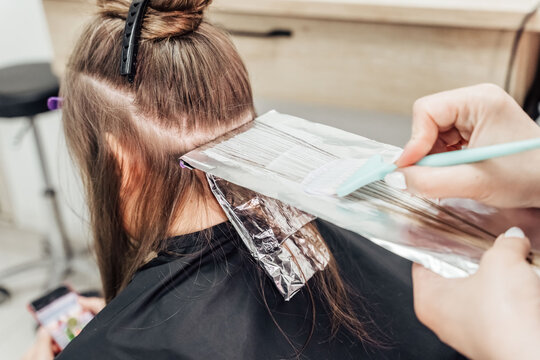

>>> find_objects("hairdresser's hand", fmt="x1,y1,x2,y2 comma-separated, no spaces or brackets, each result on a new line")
413,227,540,360
78,296,105,314
21,327,59,360
389,84,540,208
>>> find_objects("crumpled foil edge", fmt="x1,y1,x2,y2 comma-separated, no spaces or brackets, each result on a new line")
207,174,329,300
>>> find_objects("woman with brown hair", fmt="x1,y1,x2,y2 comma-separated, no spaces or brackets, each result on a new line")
46,0,461,358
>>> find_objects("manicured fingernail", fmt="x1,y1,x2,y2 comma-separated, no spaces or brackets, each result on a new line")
390,149,404,164
384,172,407,190
504,227,525,238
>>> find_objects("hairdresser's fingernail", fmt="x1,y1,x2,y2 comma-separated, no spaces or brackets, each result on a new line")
390,149,404,164
384,172,407,190
504,227,525,238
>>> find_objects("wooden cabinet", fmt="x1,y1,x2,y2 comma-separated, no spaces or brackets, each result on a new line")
42,0,540,114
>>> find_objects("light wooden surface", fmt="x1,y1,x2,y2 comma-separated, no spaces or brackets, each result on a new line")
42,0,540,114
212,12,538,113
42,0,95,76
212,0,540,30
45,0,540,30
509,31,540,104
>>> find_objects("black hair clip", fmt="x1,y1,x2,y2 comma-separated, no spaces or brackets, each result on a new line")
120,0,150,83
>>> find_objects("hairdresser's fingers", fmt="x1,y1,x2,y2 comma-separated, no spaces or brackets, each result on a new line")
438,128,463,148
428,138,451,155
35,327,54,350
386,164,488,201
412,264,469,347
396,114,439,167
396,83,515,167
396,88,477,167
78,296,105,315
52,343,61,356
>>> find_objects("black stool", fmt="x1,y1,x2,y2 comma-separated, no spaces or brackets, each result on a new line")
0,63,73,302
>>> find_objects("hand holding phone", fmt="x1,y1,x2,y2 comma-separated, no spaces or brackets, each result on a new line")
28,286,95,350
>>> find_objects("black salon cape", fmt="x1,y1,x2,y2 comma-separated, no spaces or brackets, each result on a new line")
57,220,464,360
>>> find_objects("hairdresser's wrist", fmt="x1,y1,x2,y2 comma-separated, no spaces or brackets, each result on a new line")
486,327,540,360
517,334,540,360
466,297,540,360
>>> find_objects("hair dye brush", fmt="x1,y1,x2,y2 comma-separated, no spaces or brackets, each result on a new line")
302,138,540,197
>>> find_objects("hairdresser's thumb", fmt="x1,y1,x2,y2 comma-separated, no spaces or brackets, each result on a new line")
412,263,468,343
484,227,531,265
384,164,486,201
412,263,447,328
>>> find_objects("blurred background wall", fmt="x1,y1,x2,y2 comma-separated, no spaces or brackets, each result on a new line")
2,0,540,357
3,0,540,262
0,0,421,245
0,0,89,246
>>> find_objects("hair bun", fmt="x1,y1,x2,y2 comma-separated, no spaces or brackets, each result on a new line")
98,0,213,39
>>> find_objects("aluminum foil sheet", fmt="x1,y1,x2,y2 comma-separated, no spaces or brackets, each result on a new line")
207,174,329,300
182,110,540,279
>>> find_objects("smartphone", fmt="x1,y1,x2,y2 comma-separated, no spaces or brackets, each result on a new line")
28,285,94,350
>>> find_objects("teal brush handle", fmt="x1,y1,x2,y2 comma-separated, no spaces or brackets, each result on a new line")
416,138,540,167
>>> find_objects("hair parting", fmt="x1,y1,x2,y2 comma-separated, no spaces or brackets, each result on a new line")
62,0,376,352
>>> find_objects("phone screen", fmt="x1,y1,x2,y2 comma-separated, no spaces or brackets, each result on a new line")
29,286,94,349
